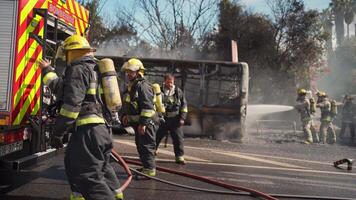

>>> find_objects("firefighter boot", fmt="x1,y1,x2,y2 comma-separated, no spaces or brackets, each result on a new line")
138,168,156,177
115,191,124,200
70,192,85,200
175,156,186,165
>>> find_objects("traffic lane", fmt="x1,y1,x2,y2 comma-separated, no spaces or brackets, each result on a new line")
113,136,356,199
183,137,355,167
0,152,69,200
114,137,342,172
120,155,356,199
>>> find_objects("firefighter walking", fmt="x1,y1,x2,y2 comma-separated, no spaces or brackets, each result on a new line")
40,35,123,200
295,89,318,144
316,91,336,144
156,74,188,164
340,95,355,141
121,58,158,177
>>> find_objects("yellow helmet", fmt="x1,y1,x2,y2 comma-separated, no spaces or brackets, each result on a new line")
297,88,307,95
63,35,94,51
121,58,145,72
316,91,326,97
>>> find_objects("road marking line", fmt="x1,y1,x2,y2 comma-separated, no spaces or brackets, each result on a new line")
221,172,356,191
114,139,209,162
214,150,306,169
182,144,330,165
185,160,356,177
223,171,356,188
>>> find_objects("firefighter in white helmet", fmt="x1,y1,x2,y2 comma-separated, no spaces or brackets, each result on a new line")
39,35,123,200
121,58,158,177
295,88,318,144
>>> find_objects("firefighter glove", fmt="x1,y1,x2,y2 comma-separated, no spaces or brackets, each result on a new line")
55,45,66,61
50,135,63,149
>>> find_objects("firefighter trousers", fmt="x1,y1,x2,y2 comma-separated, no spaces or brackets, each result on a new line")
133,123,157,170
64,124,120,200
340,122,355,139
319,121,336,144
302,120,318,143
156,118,184,158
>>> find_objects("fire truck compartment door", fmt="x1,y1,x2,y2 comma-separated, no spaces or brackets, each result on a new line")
0,0,17,111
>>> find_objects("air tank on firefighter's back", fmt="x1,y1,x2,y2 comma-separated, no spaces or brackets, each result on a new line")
98,58,122,112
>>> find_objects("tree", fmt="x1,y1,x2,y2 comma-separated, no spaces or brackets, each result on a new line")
344,0,355,39
268,0,328,95
330,0,347,46
81,0,110,46
120,0,217,58
205,0,328,104
320,8,334,55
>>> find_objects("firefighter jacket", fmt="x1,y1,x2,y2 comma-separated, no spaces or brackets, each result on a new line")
122,77,156,126
162,85,188,120
317,98,332,122
51,56,106,137
295,97,311,122
341,101,354,123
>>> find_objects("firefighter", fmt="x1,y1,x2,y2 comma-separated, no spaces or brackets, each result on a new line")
340,95,355,141
121,58,158,177
295,89,318,144
39,35,123,200
156,74,188,164
316,91,336,144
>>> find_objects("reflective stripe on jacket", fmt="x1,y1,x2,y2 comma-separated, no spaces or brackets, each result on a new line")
162,85,188,120
122,77,156,125
53,56,106,137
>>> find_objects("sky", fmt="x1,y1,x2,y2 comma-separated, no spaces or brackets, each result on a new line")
103,0,331,17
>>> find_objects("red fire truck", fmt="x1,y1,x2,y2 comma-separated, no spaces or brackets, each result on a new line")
0,0,89,170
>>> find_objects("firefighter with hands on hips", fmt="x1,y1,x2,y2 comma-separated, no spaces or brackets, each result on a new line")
121,58,158,177
156,73,188,164
316,91,336,144
39,35,123,200
340,95,355,141
295,88,318,144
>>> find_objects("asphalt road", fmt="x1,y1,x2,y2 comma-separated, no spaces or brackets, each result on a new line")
1,130,355,200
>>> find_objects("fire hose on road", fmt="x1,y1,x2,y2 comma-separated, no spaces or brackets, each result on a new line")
111,149,355,200
111,149,278,200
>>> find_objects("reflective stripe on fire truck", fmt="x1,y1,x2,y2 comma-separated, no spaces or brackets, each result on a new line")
11,0,89,125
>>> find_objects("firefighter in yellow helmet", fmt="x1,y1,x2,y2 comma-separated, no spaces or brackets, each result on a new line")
121,58,158,176
295,89,318,144
316,91,336,144
39,35,123,200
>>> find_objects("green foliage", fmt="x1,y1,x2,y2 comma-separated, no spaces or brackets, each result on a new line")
201,0,328,104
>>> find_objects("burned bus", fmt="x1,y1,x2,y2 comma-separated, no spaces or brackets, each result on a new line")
101,56,249,141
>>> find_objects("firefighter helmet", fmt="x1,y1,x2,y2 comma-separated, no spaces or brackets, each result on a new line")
63,35,95,51
344,94,354,101
316,91,327,97
121,58,145,72
297,88,307,95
